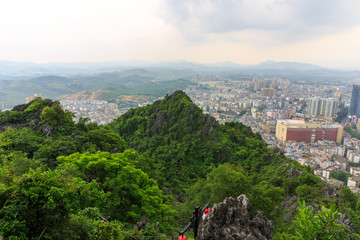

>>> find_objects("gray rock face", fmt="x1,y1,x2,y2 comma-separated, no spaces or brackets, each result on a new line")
134,215,150,230
197,194,273,240
322,183,339,198
287,168,302,178
337,212,358,234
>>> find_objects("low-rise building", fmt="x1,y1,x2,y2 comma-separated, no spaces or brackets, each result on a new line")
350,167,360,176
348,176,360,188
275,119,343,144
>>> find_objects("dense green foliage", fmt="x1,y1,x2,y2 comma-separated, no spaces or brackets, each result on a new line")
40,103,75,135
109,91,360,237
109,91,269,194
274,200,360,239
0,98,53,124
330,170,350,185
58,151,175,224
0,99,173,239
1,93,360,239
345,127,360,140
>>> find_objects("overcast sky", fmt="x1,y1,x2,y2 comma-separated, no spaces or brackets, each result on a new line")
1,0,360,69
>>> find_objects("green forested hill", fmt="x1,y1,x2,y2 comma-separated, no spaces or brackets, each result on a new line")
109,91,266,193
0,98,174,239
0,93,360,239
109,91,360,238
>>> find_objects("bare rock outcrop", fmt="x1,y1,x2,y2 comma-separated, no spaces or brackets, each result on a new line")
287,168,302,178
197,194,273,240
134,215,150,230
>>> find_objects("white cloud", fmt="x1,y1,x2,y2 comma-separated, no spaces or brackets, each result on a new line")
0,0,174,62
160,0,360,43
0,0,360,67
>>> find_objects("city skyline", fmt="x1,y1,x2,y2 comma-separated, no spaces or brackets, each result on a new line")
1,0,360,69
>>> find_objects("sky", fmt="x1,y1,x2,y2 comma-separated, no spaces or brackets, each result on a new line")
1,0,360,69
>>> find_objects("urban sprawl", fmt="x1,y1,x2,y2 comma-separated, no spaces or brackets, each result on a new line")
28,76,360,194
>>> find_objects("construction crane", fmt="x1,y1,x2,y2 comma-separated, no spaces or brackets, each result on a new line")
288,108,296,119
0,100,11,111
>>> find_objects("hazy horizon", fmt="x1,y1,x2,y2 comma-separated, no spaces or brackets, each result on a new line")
1,0,360,70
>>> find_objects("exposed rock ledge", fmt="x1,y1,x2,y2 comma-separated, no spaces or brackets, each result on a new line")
197,194,273,240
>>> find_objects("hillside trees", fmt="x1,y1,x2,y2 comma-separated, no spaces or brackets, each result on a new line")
109,91,360,236
0,98,176,238
0,168,108,238
40,103,75,135
0,150,174,238
1,93,360,238
58,151,175,224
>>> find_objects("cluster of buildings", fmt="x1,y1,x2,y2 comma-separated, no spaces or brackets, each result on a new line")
25,93,44,103
245,77,282,91
342,86,360,191
60,100,122,125
187,77,360,193
26,80,360,193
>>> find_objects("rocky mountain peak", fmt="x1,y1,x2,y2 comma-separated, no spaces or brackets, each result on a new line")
198,194,273,240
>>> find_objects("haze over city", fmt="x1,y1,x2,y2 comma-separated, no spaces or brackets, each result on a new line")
1,0,360,69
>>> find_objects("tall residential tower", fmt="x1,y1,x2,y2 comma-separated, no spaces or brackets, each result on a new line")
306,97,338,118
350,85,360,116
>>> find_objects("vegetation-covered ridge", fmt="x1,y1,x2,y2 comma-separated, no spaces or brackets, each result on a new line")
0,93,360,239
109,90,360,238
0,98,173,239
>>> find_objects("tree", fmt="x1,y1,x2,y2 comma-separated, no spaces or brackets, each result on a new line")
0,168,107,239
330,171,350,185
0,127,43,157
181,163,251,221
292,200,358,240
249,181,284,218
34,136,79,168
77,127,126,153
40,103,75,135
58,151,175,224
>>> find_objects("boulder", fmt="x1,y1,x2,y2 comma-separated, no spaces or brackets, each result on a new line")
134,215,150,230
197,194,273,240
287,168,302,178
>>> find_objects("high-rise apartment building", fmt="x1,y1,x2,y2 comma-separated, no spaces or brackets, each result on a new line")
350,85,360,116
306,97,338,118
262,88,275,97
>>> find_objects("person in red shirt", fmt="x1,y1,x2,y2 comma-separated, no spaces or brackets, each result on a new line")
202,208,210,220
178,235,187,240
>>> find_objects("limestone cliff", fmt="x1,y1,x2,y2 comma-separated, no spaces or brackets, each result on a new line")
198,194,273,240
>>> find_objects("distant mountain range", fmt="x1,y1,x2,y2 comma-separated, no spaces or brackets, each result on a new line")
0,68,196,108
1,59,360,108
253,60,325,71
0,59,347,79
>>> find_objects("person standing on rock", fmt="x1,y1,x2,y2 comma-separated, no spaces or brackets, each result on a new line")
202,208,210,220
